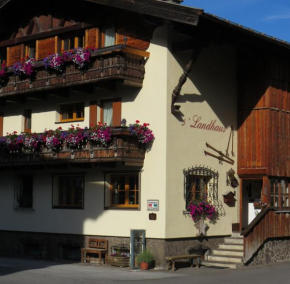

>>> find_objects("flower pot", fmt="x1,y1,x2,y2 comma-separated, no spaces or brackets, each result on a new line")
140,262,149,270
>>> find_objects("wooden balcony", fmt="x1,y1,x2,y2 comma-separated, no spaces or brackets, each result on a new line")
0,45,149,98
0,128,145,168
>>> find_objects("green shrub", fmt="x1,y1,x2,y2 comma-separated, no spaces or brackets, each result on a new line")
137,249,154,264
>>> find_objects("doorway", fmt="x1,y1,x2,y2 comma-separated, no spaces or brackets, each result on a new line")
241,179,262,229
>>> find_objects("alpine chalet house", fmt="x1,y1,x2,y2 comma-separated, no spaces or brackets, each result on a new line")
0,0,290,269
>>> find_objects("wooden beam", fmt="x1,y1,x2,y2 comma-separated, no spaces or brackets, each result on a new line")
47,88,69,98
0,23,93,48
26,19,34,36
59,18,66,28
34,17,44,33
72,84,95,94
6,97,26,104
26,93,47,101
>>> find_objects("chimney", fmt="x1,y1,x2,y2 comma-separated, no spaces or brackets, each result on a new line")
160,0,183,4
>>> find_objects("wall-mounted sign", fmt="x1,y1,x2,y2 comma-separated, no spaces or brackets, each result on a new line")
181,115,226,133
147,200,159,211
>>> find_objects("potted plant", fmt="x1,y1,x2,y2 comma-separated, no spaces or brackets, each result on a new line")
137,249,154,270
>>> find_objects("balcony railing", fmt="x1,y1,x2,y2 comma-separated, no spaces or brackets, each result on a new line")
0,45,149,97
0,128,145,167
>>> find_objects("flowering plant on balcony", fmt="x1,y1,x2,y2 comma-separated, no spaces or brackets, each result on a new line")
40,128,62,152
129,120,155,144
88,122,112,147
22,133,40,152
0,61,7,81
72,47,95,69
5,131,22,152
43,53,66,73
63,124,86,149
13,57,36,77
188,199,217,223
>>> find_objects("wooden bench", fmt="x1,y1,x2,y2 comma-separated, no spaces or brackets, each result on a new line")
165,254,201,271
81,238,108,264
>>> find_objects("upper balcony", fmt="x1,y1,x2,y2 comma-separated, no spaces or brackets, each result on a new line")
0,45,149,99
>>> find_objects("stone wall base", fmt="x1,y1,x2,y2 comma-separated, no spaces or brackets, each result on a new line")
0,230,225,268
247,237,290,266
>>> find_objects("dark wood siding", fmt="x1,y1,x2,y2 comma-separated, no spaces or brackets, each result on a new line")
238,52,290,177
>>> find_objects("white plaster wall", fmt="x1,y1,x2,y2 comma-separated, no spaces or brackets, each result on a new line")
165,40,239,238
0,26,168,239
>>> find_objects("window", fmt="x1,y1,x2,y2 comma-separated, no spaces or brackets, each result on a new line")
61,34,85,50
60,102,84,122
100,99,121,126
0,48,6,65
26,43,36,58
24,109,32,133
105,173,140,208
184,167,219,209
102,26,115,47
270,179,290,207
53,174,84,209
14,175,33,210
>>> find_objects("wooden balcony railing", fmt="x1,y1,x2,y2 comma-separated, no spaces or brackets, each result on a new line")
241,207,290,263
0,128,145,168
0,45,149,97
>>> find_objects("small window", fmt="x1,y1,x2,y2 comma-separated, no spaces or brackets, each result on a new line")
60,102,84,122
14,175,33,210
24,109,32,133
26,43,36,58
184,167,219,209
53,174,84,209
0,48,7,65
62,34,85,50
100,99,121,126
105,173,139,209
102,26,115,47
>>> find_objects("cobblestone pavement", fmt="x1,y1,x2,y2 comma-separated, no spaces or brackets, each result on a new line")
0,257,289,284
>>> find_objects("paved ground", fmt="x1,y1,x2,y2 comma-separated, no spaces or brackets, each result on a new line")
0,257,289,284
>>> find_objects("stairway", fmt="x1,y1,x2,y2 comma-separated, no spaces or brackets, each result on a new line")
202,234,244,269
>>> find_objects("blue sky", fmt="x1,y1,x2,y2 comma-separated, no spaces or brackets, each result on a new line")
183,0,290,42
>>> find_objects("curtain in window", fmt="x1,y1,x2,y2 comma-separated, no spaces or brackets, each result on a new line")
103,101,113,125
105,27,115,47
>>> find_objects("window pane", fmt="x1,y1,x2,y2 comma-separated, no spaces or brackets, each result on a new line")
104,27,115,47
103,101,113,125
78,36,84,48
24,109,32,131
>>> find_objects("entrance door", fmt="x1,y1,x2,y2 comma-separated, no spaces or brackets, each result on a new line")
241,179,262,229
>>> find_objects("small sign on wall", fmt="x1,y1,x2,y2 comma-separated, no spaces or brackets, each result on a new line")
147,200,159,211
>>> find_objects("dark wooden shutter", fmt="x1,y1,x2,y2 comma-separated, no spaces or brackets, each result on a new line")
112,99,121,126
89,101,97,127
36,36,58,60
0,113,3,137
7,44,24,66
85,28,99,48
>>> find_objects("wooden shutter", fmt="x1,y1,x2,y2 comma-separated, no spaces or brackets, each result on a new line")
36,36,59,60
7,44,25,66
112,99,121,126
85,28,99,48
89,101,97,127
0,113,3,137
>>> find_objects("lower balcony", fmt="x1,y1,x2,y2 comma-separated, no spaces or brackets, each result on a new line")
0,128,145,168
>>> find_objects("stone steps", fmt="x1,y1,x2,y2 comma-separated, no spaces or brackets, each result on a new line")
202,235,244,269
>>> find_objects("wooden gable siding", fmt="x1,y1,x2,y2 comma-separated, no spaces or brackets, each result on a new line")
14,15,75,39
238,52,290,177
